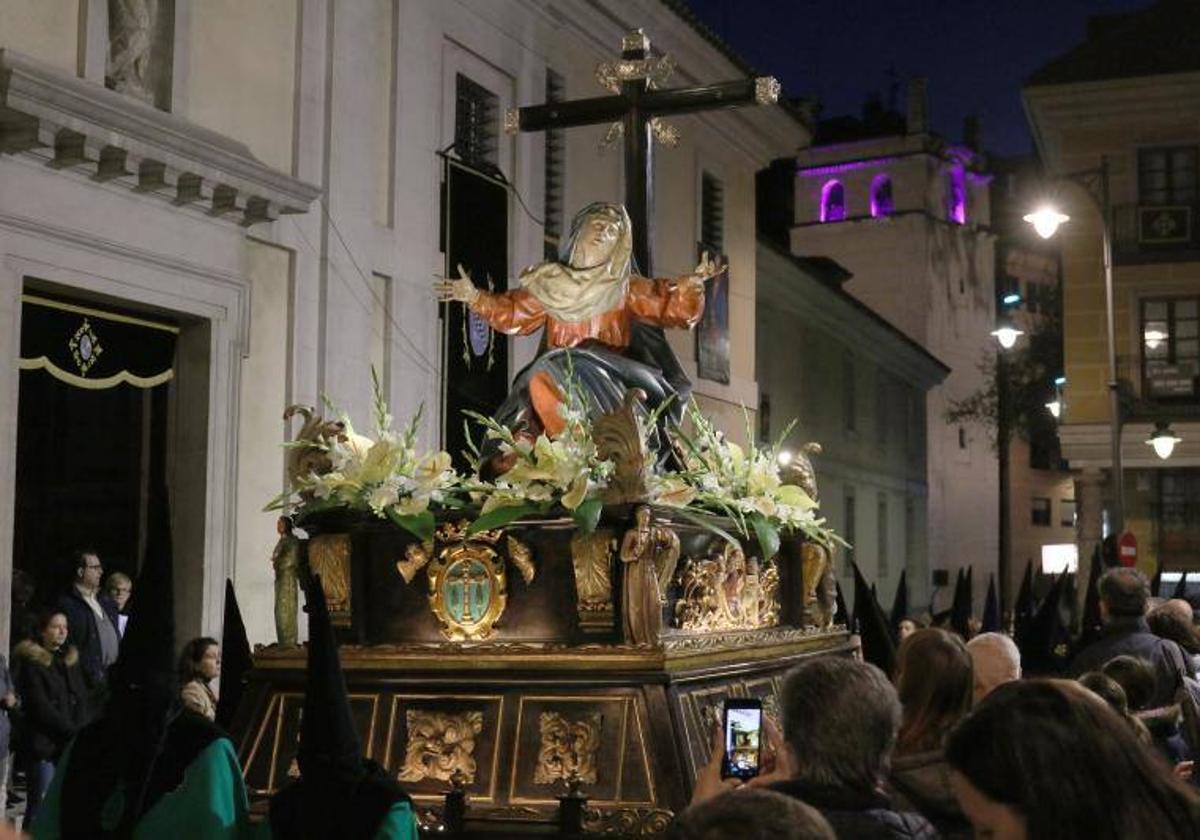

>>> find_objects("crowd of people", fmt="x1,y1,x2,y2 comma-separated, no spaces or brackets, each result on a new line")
4,543,1200,838
674,566,1200,839
0,551,239,833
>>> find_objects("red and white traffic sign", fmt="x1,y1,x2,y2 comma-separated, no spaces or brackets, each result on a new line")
1118,531,1138,567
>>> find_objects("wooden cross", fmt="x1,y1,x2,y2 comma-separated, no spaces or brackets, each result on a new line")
507,29,780,274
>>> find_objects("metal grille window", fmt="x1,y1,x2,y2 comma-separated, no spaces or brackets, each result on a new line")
701,172,724,250
543,70,565,259
877,493,889,578
1139,147,1198,205
843,490,857,575
1142,297,1200,399
454,73,498,169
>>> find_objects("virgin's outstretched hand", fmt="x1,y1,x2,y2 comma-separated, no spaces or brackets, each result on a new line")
432,263,480,304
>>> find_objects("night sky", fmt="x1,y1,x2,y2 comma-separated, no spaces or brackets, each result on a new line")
683,0,1155,156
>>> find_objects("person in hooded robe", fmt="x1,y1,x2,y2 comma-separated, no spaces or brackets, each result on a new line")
434,202,720,467
268,572,416,839
29,489,255,839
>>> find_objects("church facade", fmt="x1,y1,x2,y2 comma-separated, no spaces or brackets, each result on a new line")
0,0,804,645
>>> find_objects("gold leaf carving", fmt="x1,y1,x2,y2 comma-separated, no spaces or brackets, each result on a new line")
534,711,602,786
308,534,352,624
673,543,780,632
507,535,536,584
398,710,484,784
570,531,614,608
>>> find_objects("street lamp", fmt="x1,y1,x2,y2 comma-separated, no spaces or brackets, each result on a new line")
1023,207,1071,239
1023,156,1122,534
1147,421,1181,460
991,324,1024,349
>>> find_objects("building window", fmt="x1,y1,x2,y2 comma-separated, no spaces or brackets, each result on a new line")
1032,497,1052,527
543,69,565,260
1139,146,1198,205
1061,499,1077,528
877,493,889,578
701,172,725,250
820,180,846,223
454,73,499,170
946,167,967,224
843,353,857,431
843,489,857,575
875,375,889,446
1142,297,1200,399
905,498,917,569
870,174,894,217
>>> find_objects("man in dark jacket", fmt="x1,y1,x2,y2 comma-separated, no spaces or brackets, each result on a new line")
1070,567,1189,708
689,657,937,839
56,550,121,692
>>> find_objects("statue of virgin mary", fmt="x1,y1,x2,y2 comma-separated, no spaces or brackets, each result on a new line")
434,202,719,468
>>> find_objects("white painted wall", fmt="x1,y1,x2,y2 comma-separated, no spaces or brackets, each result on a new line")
0,0,806,646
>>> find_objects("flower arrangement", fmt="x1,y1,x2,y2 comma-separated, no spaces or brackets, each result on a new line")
461,363,618,535
658,402,844,556
271,364,844,552
266,370,459,541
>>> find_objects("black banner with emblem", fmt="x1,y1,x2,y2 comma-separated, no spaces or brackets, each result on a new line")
19,294,178,389
441,158,510,469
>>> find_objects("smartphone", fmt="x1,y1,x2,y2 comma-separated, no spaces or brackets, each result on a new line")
720,698,763,780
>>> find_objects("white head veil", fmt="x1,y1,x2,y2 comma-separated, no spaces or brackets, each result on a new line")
518,202,633,323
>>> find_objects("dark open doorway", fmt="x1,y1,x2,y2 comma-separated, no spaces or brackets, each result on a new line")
13,290,175,620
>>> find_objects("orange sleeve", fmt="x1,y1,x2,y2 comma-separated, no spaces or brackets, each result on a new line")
468,288,547,336
627,276,706,328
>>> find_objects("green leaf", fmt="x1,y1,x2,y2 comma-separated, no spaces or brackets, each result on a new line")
385,508,436,542
467,503,539,535
748,513,781,559
674,508,742,548
571,497,604,535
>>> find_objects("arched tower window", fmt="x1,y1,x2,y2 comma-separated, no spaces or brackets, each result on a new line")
820,180,845,222
870,174,894,217
946,167,967,224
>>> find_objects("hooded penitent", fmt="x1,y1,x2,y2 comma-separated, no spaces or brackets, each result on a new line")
216,579,253,730
981,574,1000,634
56,486,224,836
268,573,411,839
852,562,897,677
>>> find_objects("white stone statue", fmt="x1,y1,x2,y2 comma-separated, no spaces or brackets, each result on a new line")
107,0,154,103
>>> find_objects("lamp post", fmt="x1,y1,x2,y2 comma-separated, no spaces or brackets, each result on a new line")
1024,156,1123,535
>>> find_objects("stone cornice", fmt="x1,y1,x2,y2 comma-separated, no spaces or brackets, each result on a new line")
0,49,320,226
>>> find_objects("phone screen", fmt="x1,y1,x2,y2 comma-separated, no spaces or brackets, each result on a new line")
722,702,763,779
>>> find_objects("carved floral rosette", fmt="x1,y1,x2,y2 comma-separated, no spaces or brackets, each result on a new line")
397,709,485,784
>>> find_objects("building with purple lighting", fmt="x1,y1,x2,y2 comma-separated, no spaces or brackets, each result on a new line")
774,79,1000,618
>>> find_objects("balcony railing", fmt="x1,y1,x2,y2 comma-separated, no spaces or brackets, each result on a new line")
1116,354,1200,420
1113,203,1200,263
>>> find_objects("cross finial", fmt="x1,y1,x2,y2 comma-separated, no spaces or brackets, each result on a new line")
622,29,650,56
